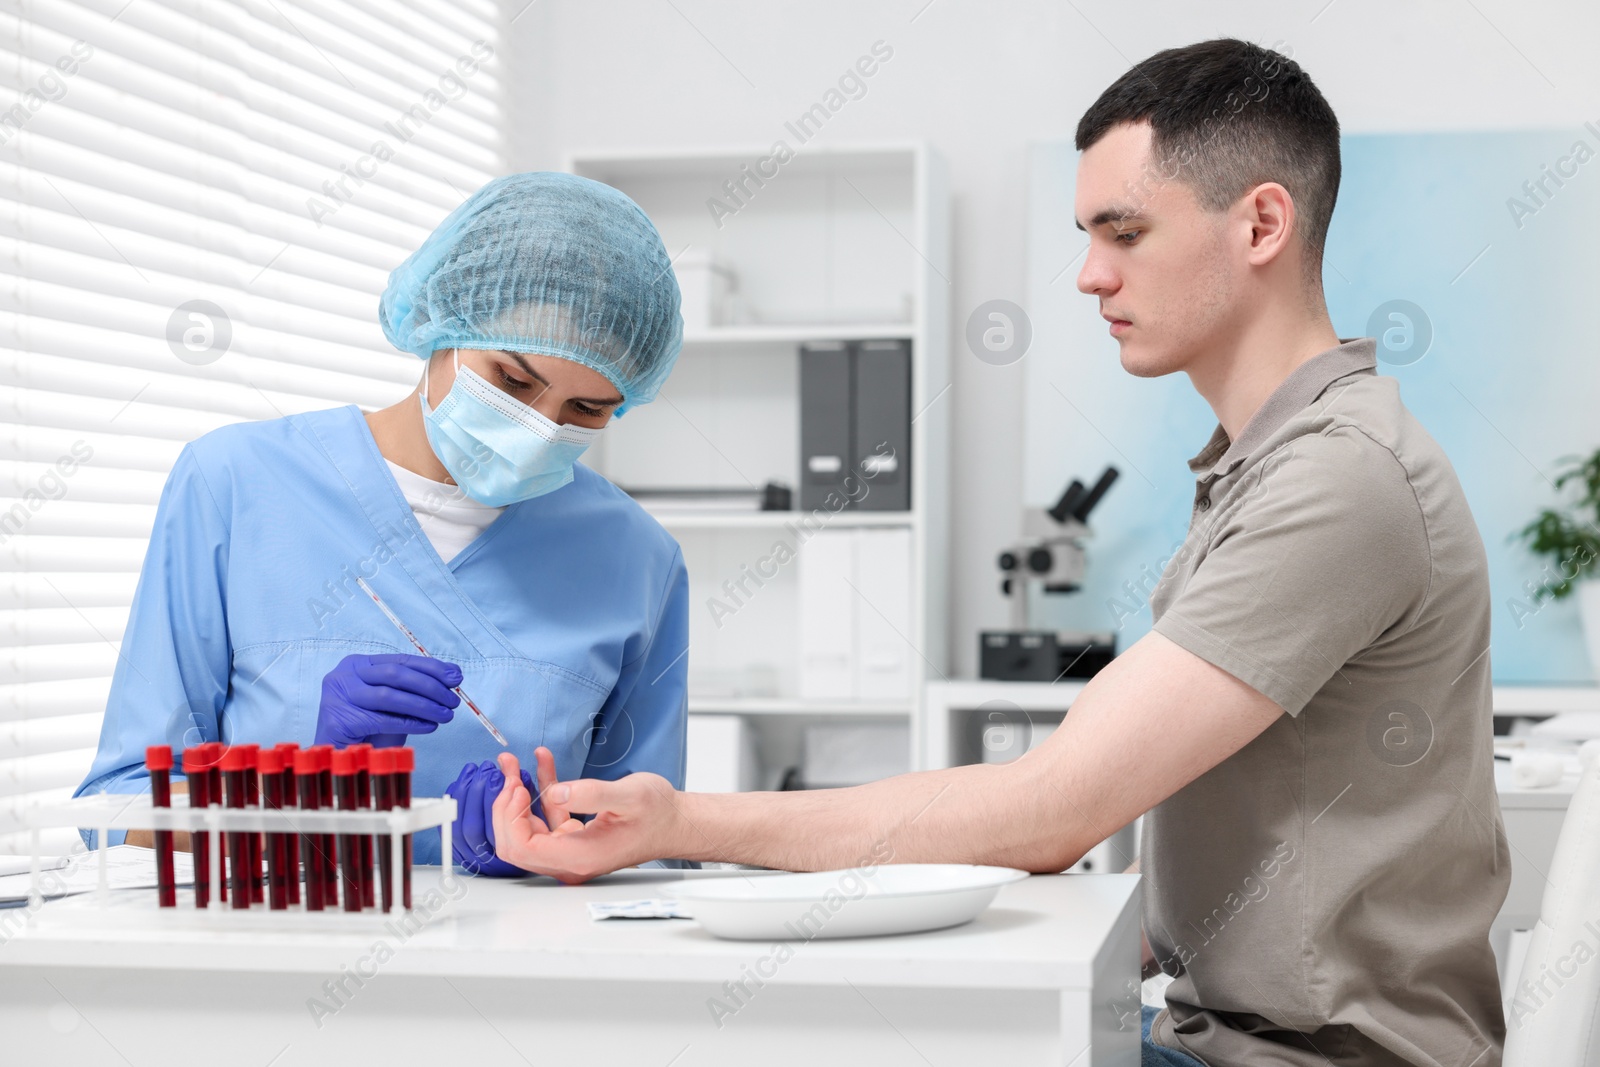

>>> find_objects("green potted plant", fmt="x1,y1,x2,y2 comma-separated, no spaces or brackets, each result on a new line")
1516,447,1600,679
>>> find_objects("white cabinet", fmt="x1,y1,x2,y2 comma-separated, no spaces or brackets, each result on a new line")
797,527,915,702
797,529,858,700
684,714,760,794
855,528,915,701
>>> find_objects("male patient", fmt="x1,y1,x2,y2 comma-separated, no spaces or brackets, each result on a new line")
492,39,1510,1066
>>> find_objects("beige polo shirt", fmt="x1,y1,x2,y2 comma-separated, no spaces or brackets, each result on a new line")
1144,338,1511,1066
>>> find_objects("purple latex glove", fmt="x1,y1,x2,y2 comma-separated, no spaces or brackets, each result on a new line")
446,760,539,877
316,653,461,749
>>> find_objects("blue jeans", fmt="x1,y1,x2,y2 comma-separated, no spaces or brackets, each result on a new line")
1143,1005,1207,1067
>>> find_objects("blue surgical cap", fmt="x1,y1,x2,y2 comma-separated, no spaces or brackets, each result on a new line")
379,172,683,415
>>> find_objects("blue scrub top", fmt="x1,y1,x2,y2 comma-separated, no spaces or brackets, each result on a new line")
75,405,690,865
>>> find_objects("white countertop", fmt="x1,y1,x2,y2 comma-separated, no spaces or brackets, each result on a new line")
1,868,1142,993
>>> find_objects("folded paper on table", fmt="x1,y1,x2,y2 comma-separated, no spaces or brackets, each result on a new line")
0,845,195,904
587,898,692,921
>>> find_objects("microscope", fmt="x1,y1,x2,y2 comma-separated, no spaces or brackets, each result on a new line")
980,466,1120,682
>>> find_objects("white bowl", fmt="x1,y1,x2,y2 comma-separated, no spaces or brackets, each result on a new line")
667,864,1029,941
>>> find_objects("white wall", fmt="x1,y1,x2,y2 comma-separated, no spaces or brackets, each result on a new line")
504,0,1600,677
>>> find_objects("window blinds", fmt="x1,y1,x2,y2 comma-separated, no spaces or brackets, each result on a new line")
0,0,503,853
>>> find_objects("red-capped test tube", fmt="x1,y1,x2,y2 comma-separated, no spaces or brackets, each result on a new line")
393,747,413,910
312,746,338,903
331,749,362,912
274,743,301,904
371,749,397,912
293,748,326,912
201,742,226,903
258,748,289,910
145,746,176,908
240,744,264,904
349,744,375,908
181,746,212,908
220,745,253,909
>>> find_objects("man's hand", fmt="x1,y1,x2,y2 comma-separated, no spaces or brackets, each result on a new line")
490,751,680,884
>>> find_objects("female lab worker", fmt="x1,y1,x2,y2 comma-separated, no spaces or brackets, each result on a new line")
74,173,690,869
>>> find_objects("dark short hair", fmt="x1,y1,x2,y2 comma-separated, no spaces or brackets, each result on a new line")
1075,38,1340,278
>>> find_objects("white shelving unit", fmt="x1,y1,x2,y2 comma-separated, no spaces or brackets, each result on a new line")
568,144,950,790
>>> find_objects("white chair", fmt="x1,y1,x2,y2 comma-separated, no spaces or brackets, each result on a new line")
1503,752,1600,1066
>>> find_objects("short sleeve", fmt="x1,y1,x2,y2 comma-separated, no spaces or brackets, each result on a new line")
1152,428,1430,716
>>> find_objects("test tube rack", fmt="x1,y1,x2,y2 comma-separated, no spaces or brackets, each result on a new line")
22,794,457,927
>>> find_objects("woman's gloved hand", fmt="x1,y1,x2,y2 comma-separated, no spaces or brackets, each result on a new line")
446,760,538,877
315,653,461,749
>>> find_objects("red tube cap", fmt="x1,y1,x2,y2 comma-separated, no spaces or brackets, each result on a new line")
257,748,283,774
220,746,252,772
145,745,173,772
293,749,320,776
330,749,360,776
347,744,371,770
181,747,207,773
368,749,395,775
393,748,414,773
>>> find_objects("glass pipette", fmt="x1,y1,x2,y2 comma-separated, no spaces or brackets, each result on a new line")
354,577,509,748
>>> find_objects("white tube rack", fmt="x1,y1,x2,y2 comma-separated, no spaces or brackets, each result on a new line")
24,794,457,926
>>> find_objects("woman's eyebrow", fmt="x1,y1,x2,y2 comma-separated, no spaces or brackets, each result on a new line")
504,352,624,407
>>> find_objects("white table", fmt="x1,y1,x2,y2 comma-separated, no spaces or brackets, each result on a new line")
0,868,1142,1067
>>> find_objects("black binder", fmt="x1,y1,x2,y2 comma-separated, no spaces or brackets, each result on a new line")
851,339,911,511
799,342,853,510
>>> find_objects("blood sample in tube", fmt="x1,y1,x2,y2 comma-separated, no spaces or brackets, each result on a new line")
182,747,212,908
240,744,263,904
275,743,301,904
394,747,414,910
332,749,363,912
259,748,288,910
294,749,325,912
349,744,375,908
146,746,176,908
312,745,338,903
371,749,396,913
221,746,252,909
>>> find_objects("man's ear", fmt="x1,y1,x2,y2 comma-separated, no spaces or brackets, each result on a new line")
1242,182,1297,269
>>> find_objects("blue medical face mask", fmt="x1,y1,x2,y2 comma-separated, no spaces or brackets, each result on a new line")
419,350,604,507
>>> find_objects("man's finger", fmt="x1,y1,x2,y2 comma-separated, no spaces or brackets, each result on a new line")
534,746,570,828
546,777,629,815
495,752,522,788
491,755,544,851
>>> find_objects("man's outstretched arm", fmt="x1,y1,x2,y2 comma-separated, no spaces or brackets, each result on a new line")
492,631,1282,883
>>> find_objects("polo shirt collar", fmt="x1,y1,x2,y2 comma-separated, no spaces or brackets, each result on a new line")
1188,337,1377,478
